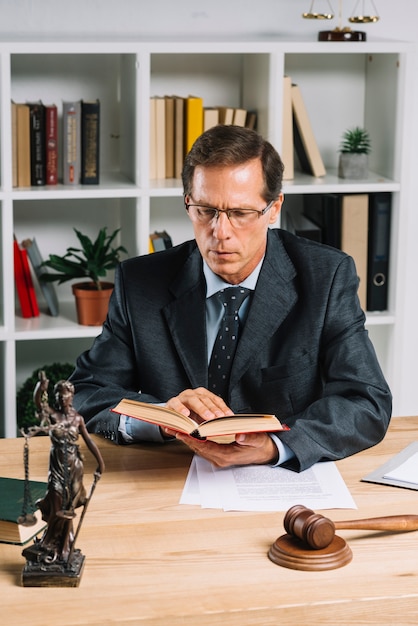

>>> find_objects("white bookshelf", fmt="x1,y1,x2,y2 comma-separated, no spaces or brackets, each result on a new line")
0,37,413,436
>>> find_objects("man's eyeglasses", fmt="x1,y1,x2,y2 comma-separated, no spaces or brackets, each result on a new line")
185,199,274,228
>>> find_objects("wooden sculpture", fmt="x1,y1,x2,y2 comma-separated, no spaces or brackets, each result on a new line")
268,504,418,571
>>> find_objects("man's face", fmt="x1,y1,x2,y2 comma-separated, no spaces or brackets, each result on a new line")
186,158,282,284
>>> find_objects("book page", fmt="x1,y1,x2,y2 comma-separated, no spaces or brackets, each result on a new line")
180,456,356,512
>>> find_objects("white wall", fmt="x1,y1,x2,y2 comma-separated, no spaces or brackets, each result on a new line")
1,0,417,415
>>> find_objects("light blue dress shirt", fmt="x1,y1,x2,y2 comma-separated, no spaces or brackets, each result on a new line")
119,259,294,467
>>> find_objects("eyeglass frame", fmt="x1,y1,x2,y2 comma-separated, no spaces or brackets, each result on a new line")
184,197,275,225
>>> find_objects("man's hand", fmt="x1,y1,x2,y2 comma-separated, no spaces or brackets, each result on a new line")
164,388,279,467
165,387,234,423
168,431,279,467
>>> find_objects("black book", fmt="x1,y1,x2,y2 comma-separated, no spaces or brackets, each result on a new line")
367,193,391,311
28,102,46,186
81,99,100,184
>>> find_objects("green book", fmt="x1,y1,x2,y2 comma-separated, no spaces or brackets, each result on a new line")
0,477,47,545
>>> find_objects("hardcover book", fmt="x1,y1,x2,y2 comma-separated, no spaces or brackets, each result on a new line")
0,477,47,545
13,237,39,318
21,237,59,316
81,99,100,184
28,101,46,186
45,103,58,185
16,102,31,188
291,83,326,178
112,399,286,443
63,100,81,185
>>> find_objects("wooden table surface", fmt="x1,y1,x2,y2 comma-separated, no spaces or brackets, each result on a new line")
1,416,418,625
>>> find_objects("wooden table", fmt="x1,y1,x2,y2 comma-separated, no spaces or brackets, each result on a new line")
1,417,418,625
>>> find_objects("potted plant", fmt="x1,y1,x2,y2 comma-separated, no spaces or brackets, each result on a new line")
40,227,127,326
338,126,371,179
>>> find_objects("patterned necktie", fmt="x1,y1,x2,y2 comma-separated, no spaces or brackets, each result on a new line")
208,286,251,401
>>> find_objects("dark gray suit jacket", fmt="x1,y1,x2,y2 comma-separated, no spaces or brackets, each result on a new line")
71,229,392,471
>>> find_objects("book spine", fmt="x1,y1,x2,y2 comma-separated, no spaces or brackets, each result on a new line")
81,99,100,184
282,76,294,180
185,96,203,153
13,238,37,318
45,104,58,185
20,246,39,316
29,102,46,186
367,193,391,312
16,104,31,188
164,96,175,179
11,102,18,187
291,84,326,178
22,237,59,316
63,101,81,185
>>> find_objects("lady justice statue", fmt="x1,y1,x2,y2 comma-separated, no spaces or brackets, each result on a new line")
21,371,105,587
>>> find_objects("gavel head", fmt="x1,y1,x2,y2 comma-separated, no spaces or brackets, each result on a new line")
283,504,336,549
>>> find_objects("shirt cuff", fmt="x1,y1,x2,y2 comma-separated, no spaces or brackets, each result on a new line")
118,414,167,443
268,433,295,467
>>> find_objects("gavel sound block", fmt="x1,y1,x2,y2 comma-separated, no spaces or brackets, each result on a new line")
268,504,418,571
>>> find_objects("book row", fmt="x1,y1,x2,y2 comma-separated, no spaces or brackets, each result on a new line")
150,95,257,180
284,192,391,312
11,99,100,187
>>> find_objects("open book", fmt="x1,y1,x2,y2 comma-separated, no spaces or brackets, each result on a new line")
112,399,286,442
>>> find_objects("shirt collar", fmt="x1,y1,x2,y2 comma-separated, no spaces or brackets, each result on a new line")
203,257,264,299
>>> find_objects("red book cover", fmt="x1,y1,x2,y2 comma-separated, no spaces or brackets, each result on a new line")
20,246,39,316
13,238,32,318
45,104,58,185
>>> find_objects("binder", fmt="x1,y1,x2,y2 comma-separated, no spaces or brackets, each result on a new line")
303,194,341,249
367,193,391,311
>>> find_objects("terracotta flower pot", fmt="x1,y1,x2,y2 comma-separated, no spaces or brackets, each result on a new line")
72,282,114,326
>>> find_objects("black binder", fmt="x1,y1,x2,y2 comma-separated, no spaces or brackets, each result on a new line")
367,193,391,311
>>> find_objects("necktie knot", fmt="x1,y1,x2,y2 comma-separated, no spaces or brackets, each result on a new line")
217,286,250,317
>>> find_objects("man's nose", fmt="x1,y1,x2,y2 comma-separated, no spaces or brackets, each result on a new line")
212,211,232,237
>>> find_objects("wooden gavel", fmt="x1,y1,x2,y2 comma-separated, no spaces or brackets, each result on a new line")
284,504,418,550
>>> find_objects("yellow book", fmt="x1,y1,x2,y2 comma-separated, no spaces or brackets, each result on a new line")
185,95,203,152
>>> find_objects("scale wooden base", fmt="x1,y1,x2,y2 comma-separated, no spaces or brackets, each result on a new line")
268,533,352,571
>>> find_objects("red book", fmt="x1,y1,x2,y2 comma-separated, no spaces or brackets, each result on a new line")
45,104,58,185
13,238,39,318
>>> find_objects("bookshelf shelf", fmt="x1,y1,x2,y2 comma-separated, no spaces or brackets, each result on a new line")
0,37,413,436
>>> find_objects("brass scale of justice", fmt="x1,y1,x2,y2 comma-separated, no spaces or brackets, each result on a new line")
302,0,380,41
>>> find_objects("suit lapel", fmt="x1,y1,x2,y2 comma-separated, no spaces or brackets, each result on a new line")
162,248,208,388
231,231,298,386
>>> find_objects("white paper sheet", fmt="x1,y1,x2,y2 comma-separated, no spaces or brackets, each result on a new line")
180,455,357,511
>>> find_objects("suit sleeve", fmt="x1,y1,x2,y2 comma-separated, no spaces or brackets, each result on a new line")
278,255,392,472
70,263,165,441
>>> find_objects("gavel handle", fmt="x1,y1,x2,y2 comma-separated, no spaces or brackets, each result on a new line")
334,515,418,532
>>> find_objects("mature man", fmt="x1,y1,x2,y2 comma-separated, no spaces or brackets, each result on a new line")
71,125,391,471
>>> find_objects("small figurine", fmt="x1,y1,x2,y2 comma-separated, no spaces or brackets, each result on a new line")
21,371,105,587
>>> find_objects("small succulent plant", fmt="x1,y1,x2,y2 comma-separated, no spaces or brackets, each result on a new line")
339,126,371,154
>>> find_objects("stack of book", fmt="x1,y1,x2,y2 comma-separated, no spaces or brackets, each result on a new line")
11,99,100,187
14,236,59,318
149,95,257,180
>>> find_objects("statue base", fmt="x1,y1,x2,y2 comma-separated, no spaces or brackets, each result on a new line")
268,533,352,571
21,545,85,587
